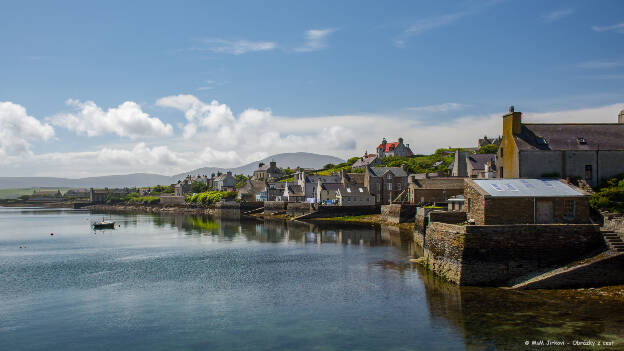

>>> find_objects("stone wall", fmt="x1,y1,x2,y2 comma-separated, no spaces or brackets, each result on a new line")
160,195,186,205
264,201,287,215
428,211,466,224
423,222,603,286
381,204,417,223
603,213,624,234
286,202,318,217
297,205,380,219
240,201,264,211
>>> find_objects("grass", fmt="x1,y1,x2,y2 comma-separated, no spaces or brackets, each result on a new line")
325,214,372,221
0,187,72,199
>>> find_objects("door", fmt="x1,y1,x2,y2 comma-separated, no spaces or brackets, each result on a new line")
536,200,554,224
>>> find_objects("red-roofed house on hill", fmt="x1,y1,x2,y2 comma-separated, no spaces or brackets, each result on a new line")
376,137,413,158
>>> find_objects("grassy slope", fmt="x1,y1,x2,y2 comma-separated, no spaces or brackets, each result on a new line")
0,187,72,199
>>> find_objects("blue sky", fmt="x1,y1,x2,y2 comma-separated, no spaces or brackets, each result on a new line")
1,0,623,177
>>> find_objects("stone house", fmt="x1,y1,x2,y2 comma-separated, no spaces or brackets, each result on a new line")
174,180,191,196
498,106,624,187
30,189,63,202
252,161,282,181
316,180,341,204
64,188,89,198
281,182,306,202
447,195,465,211
364,166,408,204
293,171,341,201
464,178,591,225
237,179,267,201
407,175,465,204
451,151,496,178
478,135,501,148
89,188,108,203
213,171,236,191
376,137,414,158
351,152,381,169
335,185,375,206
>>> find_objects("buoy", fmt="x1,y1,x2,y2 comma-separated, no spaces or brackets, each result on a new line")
50,233,54,236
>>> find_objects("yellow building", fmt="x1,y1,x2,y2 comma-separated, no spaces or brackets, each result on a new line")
497,106,624,187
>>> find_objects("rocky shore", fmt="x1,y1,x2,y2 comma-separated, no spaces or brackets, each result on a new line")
86,204,216,215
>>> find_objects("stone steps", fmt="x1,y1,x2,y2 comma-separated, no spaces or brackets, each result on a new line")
602,231,624,252
510,251,624,289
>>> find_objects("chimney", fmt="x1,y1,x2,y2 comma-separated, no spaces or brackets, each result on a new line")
398,137,404,145
503,105,522,135
619,109,624,124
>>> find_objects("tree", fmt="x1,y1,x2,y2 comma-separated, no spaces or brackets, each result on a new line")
190,181,208,194
346,157,360,165
477,144,498,154
235,174,248,188
323,163,335,170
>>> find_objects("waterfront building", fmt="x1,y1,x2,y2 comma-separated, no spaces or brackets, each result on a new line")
364,166,408,204
464,178,591,225
498,106,624,187
407,176,464,204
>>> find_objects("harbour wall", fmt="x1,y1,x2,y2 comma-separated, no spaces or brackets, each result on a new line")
423,222,603,286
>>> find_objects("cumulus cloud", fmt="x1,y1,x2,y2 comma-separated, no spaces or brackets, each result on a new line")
0,101,54,156
194,38,277,55
50,99,173,138
295,29,337,52
3,98,623,178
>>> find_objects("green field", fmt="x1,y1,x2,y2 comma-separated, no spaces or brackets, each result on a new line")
0,188,72,199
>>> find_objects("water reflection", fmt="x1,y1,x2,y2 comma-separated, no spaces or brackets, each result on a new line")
420,267,624,350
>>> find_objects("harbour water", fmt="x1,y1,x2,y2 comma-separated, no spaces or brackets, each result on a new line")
0,207,622,350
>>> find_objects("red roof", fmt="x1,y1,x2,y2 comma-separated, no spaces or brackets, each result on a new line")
377,141,413,156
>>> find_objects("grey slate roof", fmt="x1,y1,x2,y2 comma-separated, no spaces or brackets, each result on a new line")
515,124,624,151
468,154,496,170
336,185,371,197
471,179,586,197
368,167,407,177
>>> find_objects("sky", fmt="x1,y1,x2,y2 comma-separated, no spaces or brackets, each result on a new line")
1,0,623,178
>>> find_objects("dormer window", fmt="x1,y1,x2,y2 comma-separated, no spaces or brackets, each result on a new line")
577,137,587,145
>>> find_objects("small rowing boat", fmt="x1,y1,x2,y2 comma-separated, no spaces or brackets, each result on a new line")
93,221,115,229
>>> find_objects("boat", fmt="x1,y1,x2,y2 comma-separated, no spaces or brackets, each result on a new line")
93,221,115,229
93,217,115,229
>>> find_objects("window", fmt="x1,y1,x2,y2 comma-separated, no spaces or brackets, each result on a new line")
564,200,575,219
397,183,401,191
585,165,592,180
467,198,472,213
500,147,503,155
387,173,392,180
388,183,392,191
500,167,503,178
377,183,381,191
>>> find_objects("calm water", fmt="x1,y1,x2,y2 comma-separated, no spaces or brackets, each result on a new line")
0,207,622,351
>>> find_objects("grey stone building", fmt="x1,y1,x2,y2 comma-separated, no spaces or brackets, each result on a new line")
252,161,282,181
364,166,408,204
498,106,624,187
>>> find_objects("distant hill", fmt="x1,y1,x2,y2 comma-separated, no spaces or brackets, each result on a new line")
0,173,173,190
0,152,344,189
171,152,344,180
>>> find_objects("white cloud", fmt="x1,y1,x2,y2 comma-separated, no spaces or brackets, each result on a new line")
194,38,277,55
295,29,337,52
3,98,624,178
541,9,574,22
405,103,468,113
592,22,624,33
576,59,624,69
0,101,54,157
50,99,173,138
